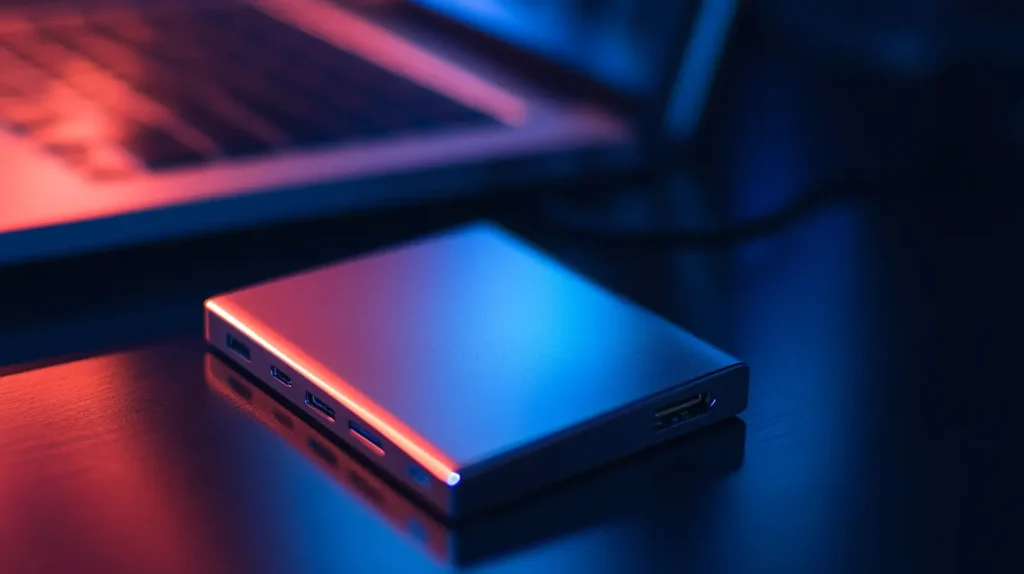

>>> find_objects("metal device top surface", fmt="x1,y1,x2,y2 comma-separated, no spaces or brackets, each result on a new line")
208,222,739,468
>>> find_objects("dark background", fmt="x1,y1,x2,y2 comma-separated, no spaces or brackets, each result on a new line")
1,1,1022,572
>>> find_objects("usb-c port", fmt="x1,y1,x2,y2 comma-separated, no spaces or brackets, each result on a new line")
270,366,292,387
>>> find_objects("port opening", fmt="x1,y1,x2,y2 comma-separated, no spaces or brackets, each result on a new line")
269,365,292,387
408,464,431,488
305,391,336,422
348,420,385,456
225,334,251,361
653,392,711,431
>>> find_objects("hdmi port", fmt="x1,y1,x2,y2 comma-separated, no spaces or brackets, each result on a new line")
348,420,385,456
305,391,336,422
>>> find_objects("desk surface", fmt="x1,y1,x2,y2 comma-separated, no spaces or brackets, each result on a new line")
1,5,1021,568
0,178,1019,573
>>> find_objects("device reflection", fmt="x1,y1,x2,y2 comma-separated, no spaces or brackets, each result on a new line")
204,352,745,567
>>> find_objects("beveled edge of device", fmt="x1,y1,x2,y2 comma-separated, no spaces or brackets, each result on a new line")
202,352,455,557
204,297,462,516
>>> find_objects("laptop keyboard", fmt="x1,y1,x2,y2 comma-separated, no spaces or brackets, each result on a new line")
0,3,498,179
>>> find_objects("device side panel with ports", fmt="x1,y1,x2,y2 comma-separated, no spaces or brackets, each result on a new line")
453,363,749,518
203,299,460,518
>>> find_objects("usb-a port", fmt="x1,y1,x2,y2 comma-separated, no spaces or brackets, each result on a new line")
305,391,336,422
653,392,710,431
225,334,251,361
270,366,292,387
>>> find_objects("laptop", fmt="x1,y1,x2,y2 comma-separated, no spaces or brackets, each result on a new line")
203,350,746,565
204,222,749,518
0,0,741,266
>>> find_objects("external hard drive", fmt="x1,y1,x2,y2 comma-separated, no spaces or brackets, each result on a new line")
204,222,748,518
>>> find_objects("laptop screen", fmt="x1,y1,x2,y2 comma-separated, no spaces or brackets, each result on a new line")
410,0,704,98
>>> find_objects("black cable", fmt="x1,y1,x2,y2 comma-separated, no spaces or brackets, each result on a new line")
522,169,895,250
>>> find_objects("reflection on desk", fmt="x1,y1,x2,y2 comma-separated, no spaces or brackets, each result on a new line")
204,352,745,567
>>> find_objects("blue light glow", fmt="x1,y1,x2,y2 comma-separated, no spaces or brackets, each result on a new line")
666,0,739,139
412,0,693,95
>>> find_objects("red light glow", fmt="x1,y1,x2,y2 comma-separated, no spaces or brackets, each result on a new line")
205,299,461,486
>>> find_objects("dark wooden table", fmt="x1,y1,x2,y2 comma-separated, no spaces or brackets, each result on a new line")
0,171,1019,573
2,11,1022,567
